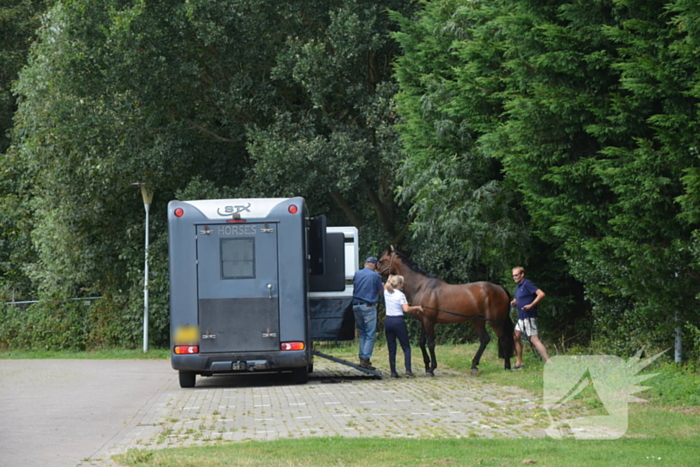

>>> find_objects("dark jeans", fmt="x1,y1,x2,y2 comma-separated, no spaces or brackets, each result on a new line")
384,316,411,373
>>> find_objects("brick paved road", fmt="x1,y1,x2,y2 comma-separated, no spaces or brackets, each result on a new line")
99,357,546,463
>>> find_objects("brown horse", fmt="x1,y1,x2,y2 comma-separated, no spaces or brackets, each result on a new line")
377,247,514,375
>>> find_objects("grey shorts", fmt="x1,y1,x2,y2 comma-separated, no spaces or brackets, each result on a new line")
515,317,539,337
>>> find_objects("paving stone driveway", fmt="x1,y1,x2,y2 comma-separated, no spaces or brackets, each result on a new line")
103,356,547,460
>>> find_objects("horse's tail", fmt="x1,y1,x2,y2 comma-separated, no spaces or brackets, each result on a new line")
498,286,515,359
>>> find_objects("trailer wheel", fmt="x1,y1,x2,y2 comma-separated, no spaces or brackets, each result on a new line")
291,367,308,384
179,371,196,388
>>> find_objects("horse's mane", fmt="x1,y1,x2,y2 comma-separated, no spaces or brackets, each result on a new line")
391,250,440,279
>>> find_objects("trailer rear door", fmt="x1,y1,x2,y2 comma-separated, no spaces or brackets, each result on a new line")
196,222,279,353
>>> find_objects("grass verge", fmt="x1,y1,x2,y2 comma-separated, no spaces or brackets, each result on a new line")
115,436,698,467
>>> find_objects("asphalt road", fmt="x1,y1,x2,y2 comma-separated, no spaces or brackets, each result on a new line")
0,359,175,467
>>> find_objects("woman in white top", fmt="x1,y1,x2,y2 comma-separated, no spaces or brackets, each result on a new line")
383,275,423,378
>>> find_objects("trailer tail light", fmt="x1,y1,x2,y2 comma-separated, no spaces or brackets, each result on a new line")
174,345,199,354
174,208,184,217
280,342,305,351
288,204,298,214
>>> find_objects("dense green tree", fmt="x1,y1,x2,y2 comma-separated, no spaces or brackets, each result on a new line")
390,1,533,286
245,0,417,247
489,0,700,353
8,0,700,357
0,0,47,154
0,0,48,299
393,0,700,355
8,0,417,347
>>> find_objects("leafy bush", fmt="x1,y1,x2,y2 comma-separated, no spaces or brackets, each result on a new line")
0,298,88,350
0,290,170,351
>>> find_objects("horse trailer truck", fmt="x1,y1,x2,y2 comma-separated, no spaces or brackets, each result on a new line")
168,197,359,388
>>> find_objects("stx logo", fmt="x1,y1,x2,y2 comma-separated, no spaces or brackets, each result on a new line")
217,203,251,217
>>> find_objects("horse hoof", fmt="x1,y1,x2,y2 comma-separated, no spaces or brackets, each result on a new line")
470,368,479,375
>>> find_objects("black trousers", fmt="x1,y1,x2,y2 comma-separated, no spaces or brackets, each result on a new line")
384,316,412,373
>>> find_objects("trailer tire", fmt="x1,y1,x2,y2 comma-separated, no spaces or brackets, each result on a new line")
291,367,308,384
179,371,196,388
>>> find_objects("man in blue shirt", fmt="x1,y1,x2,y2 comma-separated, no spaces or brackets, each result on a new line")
352,257,384,370
511,266,551,369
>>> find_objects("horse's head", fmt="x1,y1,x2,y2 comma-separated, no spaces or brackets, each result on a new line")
376,246,397,278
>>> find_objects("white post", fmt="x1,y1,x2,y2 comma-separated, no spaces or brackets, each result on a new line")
143,201,150,353
134,183,154,353
673,273,682,364
675,322,682,364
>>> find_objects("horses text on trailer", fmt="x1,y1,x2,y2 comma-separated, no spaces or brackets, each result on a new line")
167,197,359,388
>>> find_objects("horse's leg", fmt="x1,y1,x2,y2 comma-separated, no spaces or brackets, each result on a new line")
419,327,431,374
496,315,514,370
470,321,491,375
423,321,437,376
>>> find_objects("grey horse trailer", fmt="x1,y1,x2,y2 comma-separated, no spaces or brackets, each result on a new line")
168,197,359,388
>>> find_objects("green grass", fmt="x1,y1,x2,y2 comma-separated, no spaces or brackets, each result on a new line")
0,347,170,360
115,436,699,467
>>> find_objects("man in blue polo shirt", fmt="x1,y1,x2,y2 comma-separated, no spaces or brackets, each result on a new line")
352,257,384,370
511,266,551,369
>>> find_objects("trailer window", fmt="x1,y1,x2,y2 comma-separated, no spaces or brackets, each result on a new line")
220,238,255,279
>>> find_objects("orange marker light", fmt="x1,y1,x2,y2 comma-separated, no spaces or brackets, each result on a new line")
174,345,199,354
280,342,305,351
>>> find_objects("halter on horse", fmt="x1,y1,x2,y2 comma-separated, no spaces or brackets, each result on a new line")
377,247,514,375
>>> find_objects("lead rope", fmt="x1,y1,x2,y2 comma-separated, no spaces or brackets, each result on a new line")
419,305,505,323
